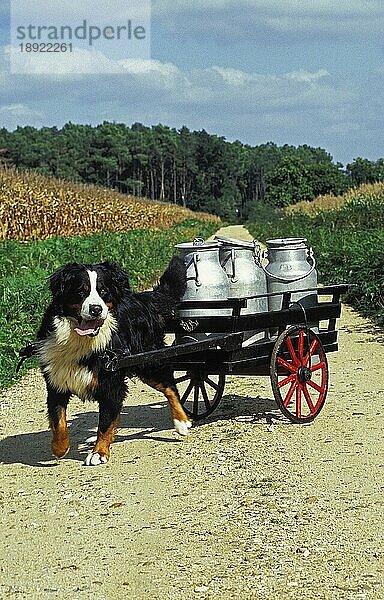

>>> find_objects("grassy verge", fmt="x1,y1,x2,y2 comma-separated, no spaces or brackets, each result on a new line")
0,218,218,390
247,198,384,325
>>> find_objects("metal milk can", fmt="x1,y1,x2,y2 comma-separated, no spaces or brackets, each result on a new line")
175,238,231,342
215,236,269,344
262,237,318,333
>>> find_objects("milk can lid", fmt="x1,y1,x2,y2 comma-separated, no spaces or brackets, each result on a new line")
214,235,257,249
266,237,307,249
175,241,221,251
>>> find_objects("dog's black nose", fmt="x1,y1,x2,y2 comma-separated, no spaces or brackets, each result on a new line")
89,304,103,318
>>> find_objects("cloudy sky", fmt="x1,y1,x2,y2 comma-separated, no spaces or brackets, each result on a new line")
0,0,383,165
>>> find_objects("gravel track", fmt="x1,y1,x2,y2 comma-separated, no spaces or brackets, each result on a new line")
0,226,383,599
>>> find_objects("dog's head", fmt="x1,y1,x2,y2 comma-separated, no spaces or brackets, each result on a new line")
49,261,130,337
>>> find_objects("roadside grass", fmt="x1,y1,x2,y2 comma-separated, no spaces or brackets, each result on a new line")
0,218,218,390
247,187,384,326
285,181,384,217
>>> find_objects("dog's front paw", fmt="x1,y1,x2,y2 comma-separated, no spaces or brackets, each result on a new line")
174,419,192,436
52,439,70,459
84,452,109,466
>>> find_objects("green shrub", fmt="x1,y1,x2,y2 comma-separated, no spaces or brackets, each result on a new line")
248,196,384,325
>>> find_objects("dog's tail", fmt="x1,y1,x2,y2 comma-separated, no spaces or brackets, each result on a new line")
157,256,187,300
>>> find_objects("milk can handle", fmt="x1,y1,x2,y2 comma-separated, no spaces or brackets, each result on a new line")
230,249,238,283
261,248,316,282
193,253,201,286
253,241,261,266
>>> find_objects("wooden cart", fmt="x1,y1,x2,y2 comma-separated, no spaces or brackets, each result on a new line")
101,284,349,423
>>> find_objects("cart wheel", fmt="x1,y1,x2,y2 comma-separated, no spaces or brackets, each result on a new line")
174,371,226,421
270,325,328,423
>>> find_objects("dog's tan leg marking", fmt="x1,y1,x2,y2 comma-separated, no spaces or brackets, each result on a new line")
50,407,70,458
84,417,119,466
141,378,192,435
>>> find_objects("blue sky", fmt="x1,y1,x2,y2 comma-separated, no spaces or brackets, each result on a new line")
0,0,383,165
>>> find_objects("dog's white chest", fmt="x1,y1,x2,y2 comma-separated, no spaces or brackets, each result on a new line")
38,316,116,399
46,355,94,400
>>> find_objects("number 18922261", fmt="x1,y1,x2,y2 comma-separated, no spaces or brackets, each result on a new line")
19,43,73,52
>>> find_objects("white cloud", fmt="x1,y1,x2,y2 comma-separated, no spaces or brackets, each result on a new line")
117,58,187,89
6,45,126,75
0,49,381,163
0,52,356,116
211,66,254,86
285,69,330,83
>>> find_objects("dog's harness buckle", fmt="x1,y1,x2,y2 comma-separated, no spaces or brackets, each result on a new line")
100,349,120,372
99,332,132,373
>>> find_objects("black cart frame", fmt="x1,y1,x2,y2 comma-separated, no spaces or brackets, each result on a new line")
102,284,348,423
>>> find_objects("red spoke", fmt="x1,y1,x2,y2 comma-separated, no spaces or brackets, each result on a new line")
310,361,327,373
277,356,298,373
286,336,301,366
271,328,328,423
296,385,302,419
283,381,297,407
302,385,316,414
298,330,305,359
309,338,319,355
303,339,319,366
307,379,325,394
278,373,297,389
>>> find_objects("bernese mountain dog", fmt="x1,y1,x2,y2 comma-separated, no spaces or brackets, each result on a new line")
36,257,191,466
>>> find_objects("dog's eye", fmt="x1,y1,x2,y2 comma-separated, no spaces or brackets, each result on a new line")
98,287,108,297
76,284,89,294
74,285,89,300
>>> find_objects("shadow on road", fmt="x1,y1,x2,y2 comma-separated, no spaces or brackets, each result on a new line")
0,392,290,467
204,393,289,425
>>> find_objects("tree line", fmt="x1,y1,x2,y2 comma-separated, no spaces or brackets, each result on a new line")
0,122,382,219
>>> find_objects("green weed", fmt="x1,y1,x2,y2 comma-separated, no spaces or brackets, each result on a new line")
248,190,384,325
0,218,218,390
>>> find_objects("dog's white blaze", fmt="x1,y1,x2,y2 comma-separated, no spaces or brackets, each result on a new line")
37,313,118,400
81,270,109,320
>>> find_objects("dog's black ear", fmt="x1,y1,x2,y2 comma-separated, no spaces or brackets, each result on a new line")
49,263,82,298
99,261,130,299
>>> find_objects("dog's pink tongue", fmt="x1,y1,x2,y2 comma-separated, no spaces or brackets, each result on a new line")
74,319,99,336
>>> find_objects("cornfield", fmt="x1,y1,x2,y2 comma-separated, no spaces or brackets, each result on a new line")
0,166,220,241
285,182,384,216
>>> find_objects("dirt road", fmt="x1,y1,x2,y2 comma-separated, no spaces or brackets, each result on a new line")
0,226,383,599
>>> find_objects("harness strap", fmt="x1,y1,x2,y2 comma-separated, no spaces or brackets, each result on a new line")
16,331,131,375
16,342,38,373
99,331,134,376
